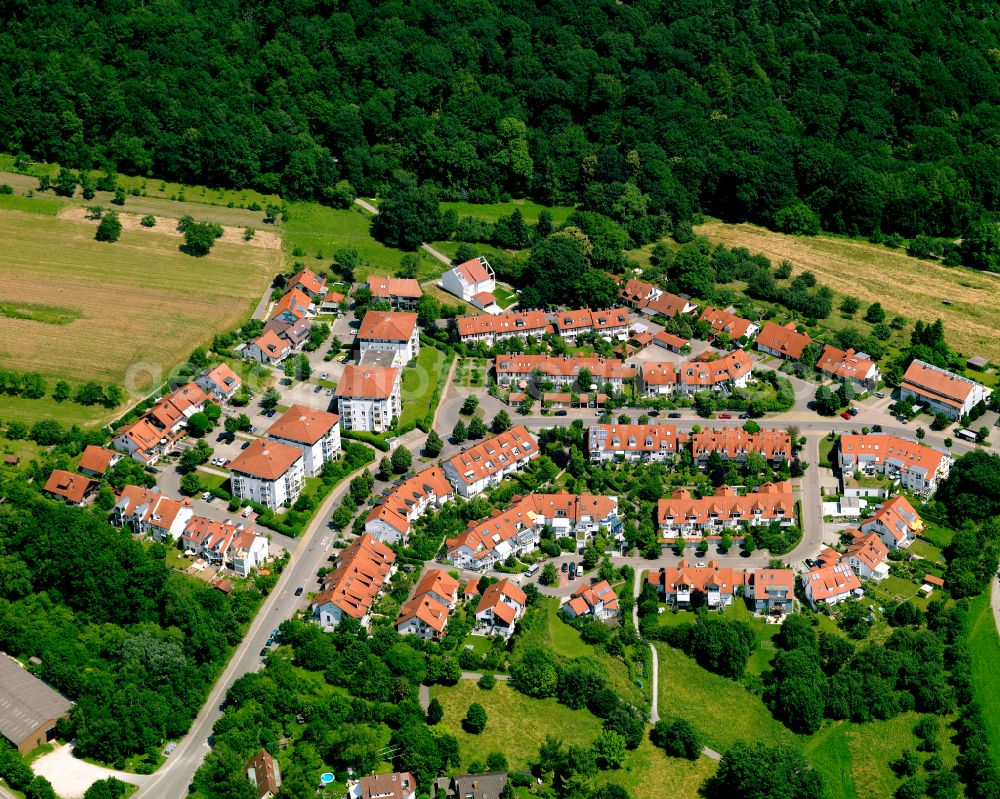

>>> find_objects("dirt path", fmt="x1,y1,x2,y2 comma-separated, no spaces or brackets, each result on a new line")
58,206,281,250
352,197,453,266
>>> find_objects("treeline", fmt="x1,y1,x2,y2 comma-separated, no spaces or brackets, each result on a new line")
0,368,123,408
4,0,1000,240
0,478,264,768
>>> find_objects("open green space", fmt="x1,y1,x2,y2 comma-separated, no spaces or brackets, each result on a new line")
918,518,955,550
0,205,279,409
967,590,1000,755
284,202,443,281
455,358,489,388
441,199,575,226
492,285,518,309
429,681,603,771
595,738,715,799
907,539,943,563
398,345,448,429
0,393,118,429
818,436,837,469
0,192,63,215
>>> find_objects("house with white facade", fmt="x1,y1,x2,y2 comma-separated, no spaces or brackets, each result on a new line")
311,534,396,629
802,563,863,608
455,310,549,346
859,495,922,550
657,482,794,539
636,351,753,397
364,466,453,544
494,355,633,393
271,288,314,323
229,438,305,510
699,306,759,344
563,580,620,620
690,427,791,466
265,405,341,476
586,423,685,463
396,593,450,640
474,579,527,638
756,321,812,361
196,363,242,401
899,359,991,420
648,561,741,610
357,311,419,366
841,529,890,581
411,568,460,609
553,308,631,342
441,256,496,306
366,276,422,309
442,425,539,497
114,485,194,540
816,345,880,390
181,516,267,576
839,434,951,496
335,365,401,432
246,330,292,364
288,267,327,299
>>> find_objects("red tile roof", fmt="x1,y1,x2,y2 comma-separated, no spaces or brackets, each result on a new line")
473,291,497,306
413,568,460,602
648,559,741,597
444,425,538,485
367,275,422,299
699,305,757,340
691,427,791,461
365,466,452,535
817,345,877,382
658,482,793,527
312,533,396,620
653,331,689,349
272,287,312,320
266,404,340,444
229,438,303,480
290,267,326,297
804,562,862,601
901,360,980,409
587,423,684,455
455,309,548,339
495,355,632,382
476,578,527,617
44,470,94,503
757,321,812,359
335,365,400,399
202,363,241,394
253,329,290,358
456,257,492,283
78,445,118,475
839,434,948,478
358,310,418,342
397,593,450,632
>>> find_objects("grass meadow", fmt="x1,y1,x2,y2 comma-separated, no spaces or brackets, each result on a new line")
0,205,278,421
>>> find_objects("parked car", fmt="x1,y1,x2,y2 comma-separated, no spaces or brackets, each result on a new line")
696,561,707,568
841,411,852,420
326,388,334,396
874,391,885,399
848,407,860,416
164,743,177,757
719,413,732,419
668,412,681,418
320,372,328,380
314,384,322,393
223,459,231,467
738,413,750,419
647,410,659,417
561,562,568,572
201,491,212,501
554,410,568,416
872,424,883,433
294,586,304,596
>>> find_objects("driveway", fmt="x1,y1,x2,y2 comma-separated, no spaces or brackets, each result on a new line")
32,744,152,799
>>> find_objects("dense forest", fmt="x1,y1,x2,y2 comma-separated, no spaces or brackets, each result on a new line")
3,0,1000,238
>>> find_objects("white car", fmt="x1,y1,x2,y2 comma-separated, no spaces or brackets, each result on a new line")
696,561,707,568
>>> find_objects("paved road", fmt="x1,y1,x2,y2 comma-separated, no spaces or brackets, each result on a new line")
131,455,378,799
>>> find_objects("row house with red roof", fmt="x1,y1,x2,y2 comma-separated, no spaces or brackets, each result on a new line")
182,516,268,576
454,310,550,346
586,423,685,463
396,568,460,640
657,481,794,539
699,305,759,344
690,427,792,466
112,382,209,465
494,355,634,393
553,307,631,342
288,267,327,300
366,276,422,309
839,434,951,496
364,466,453,545
114,485,194,540
443,426,539,498
196,363,243,402
311,534,396,629
358,310,420,366
899,359,990,420
637,351,753,397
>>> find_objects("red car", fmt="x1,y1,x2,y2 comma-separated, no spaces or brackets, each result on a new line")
719,413,732,419
841,411,852,420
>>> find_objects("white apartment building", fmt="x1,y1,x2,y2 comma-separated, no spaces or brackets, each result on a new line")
335,365,402,432
357,311,420,366
228,438,305,510
265,404,341,476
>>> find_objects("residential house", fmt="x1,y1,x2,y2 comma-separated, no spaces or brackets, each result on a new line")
412,568,460,609
494,355,633,392
745,568,796,617
586,423,684,463
396,593,450,640
756,321,812,361
265,404,341,476
441,257,496,304
271,287,314,323
358,311,420,366
225,528,270,577
463,578,480,602
637,351,752,396
43,470,95,506
442,425,539,497
196,363,242,401
182,517,267,576
288,267,327,299
433,772,508,799
553,307,631,341
640,291,698,319
648,560,741,609
78,444,121,477
519,491,622,542
563,580,620,620
246,329,292,364
699,305,759,344
652,331,690,353
841,529,890,581
690,427,791,466
263,317,311,351
114,485,194,540
802,563,863,608
839,434,951,496
335,365,402,432
455,310,549,346
816,345,880,390
350,772,417,799
474,579,527,638
112,418,182,465
311,534,396,629
619,278,661,309
859,495,922,550
367,276,422,309
899,359,991,420
657,481,794,539
245,750,282,799
229,438,305,510
364,466,453,545
637,362,677,397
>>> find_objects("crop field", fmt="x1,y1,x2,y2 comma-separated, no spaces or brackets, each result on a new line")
696,221,1000,361
0,205,278,410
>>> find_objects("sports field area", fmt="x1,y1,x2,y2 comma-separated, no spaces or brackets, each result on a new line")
696,221,1000,361
0,205,279,404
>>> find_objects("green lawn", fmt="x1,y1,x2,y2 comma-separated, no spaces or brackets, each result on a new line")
967,590,1000,756
868,575,922,605
398,345,447,429
0,437,45,467
818,436,837,469
284,201,443,280
195,470,228,491
907,539,943,563
0,394,118,429
455,358,489,388
429,681,603,770
0,193,64,215
492,285,518,309
595,738,716,799
440,199,575,226
917,519,955,549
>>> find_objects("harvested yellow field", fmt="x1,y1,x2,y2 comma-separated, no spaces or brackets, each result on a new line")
696,221,1000,361
0,206,279,391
